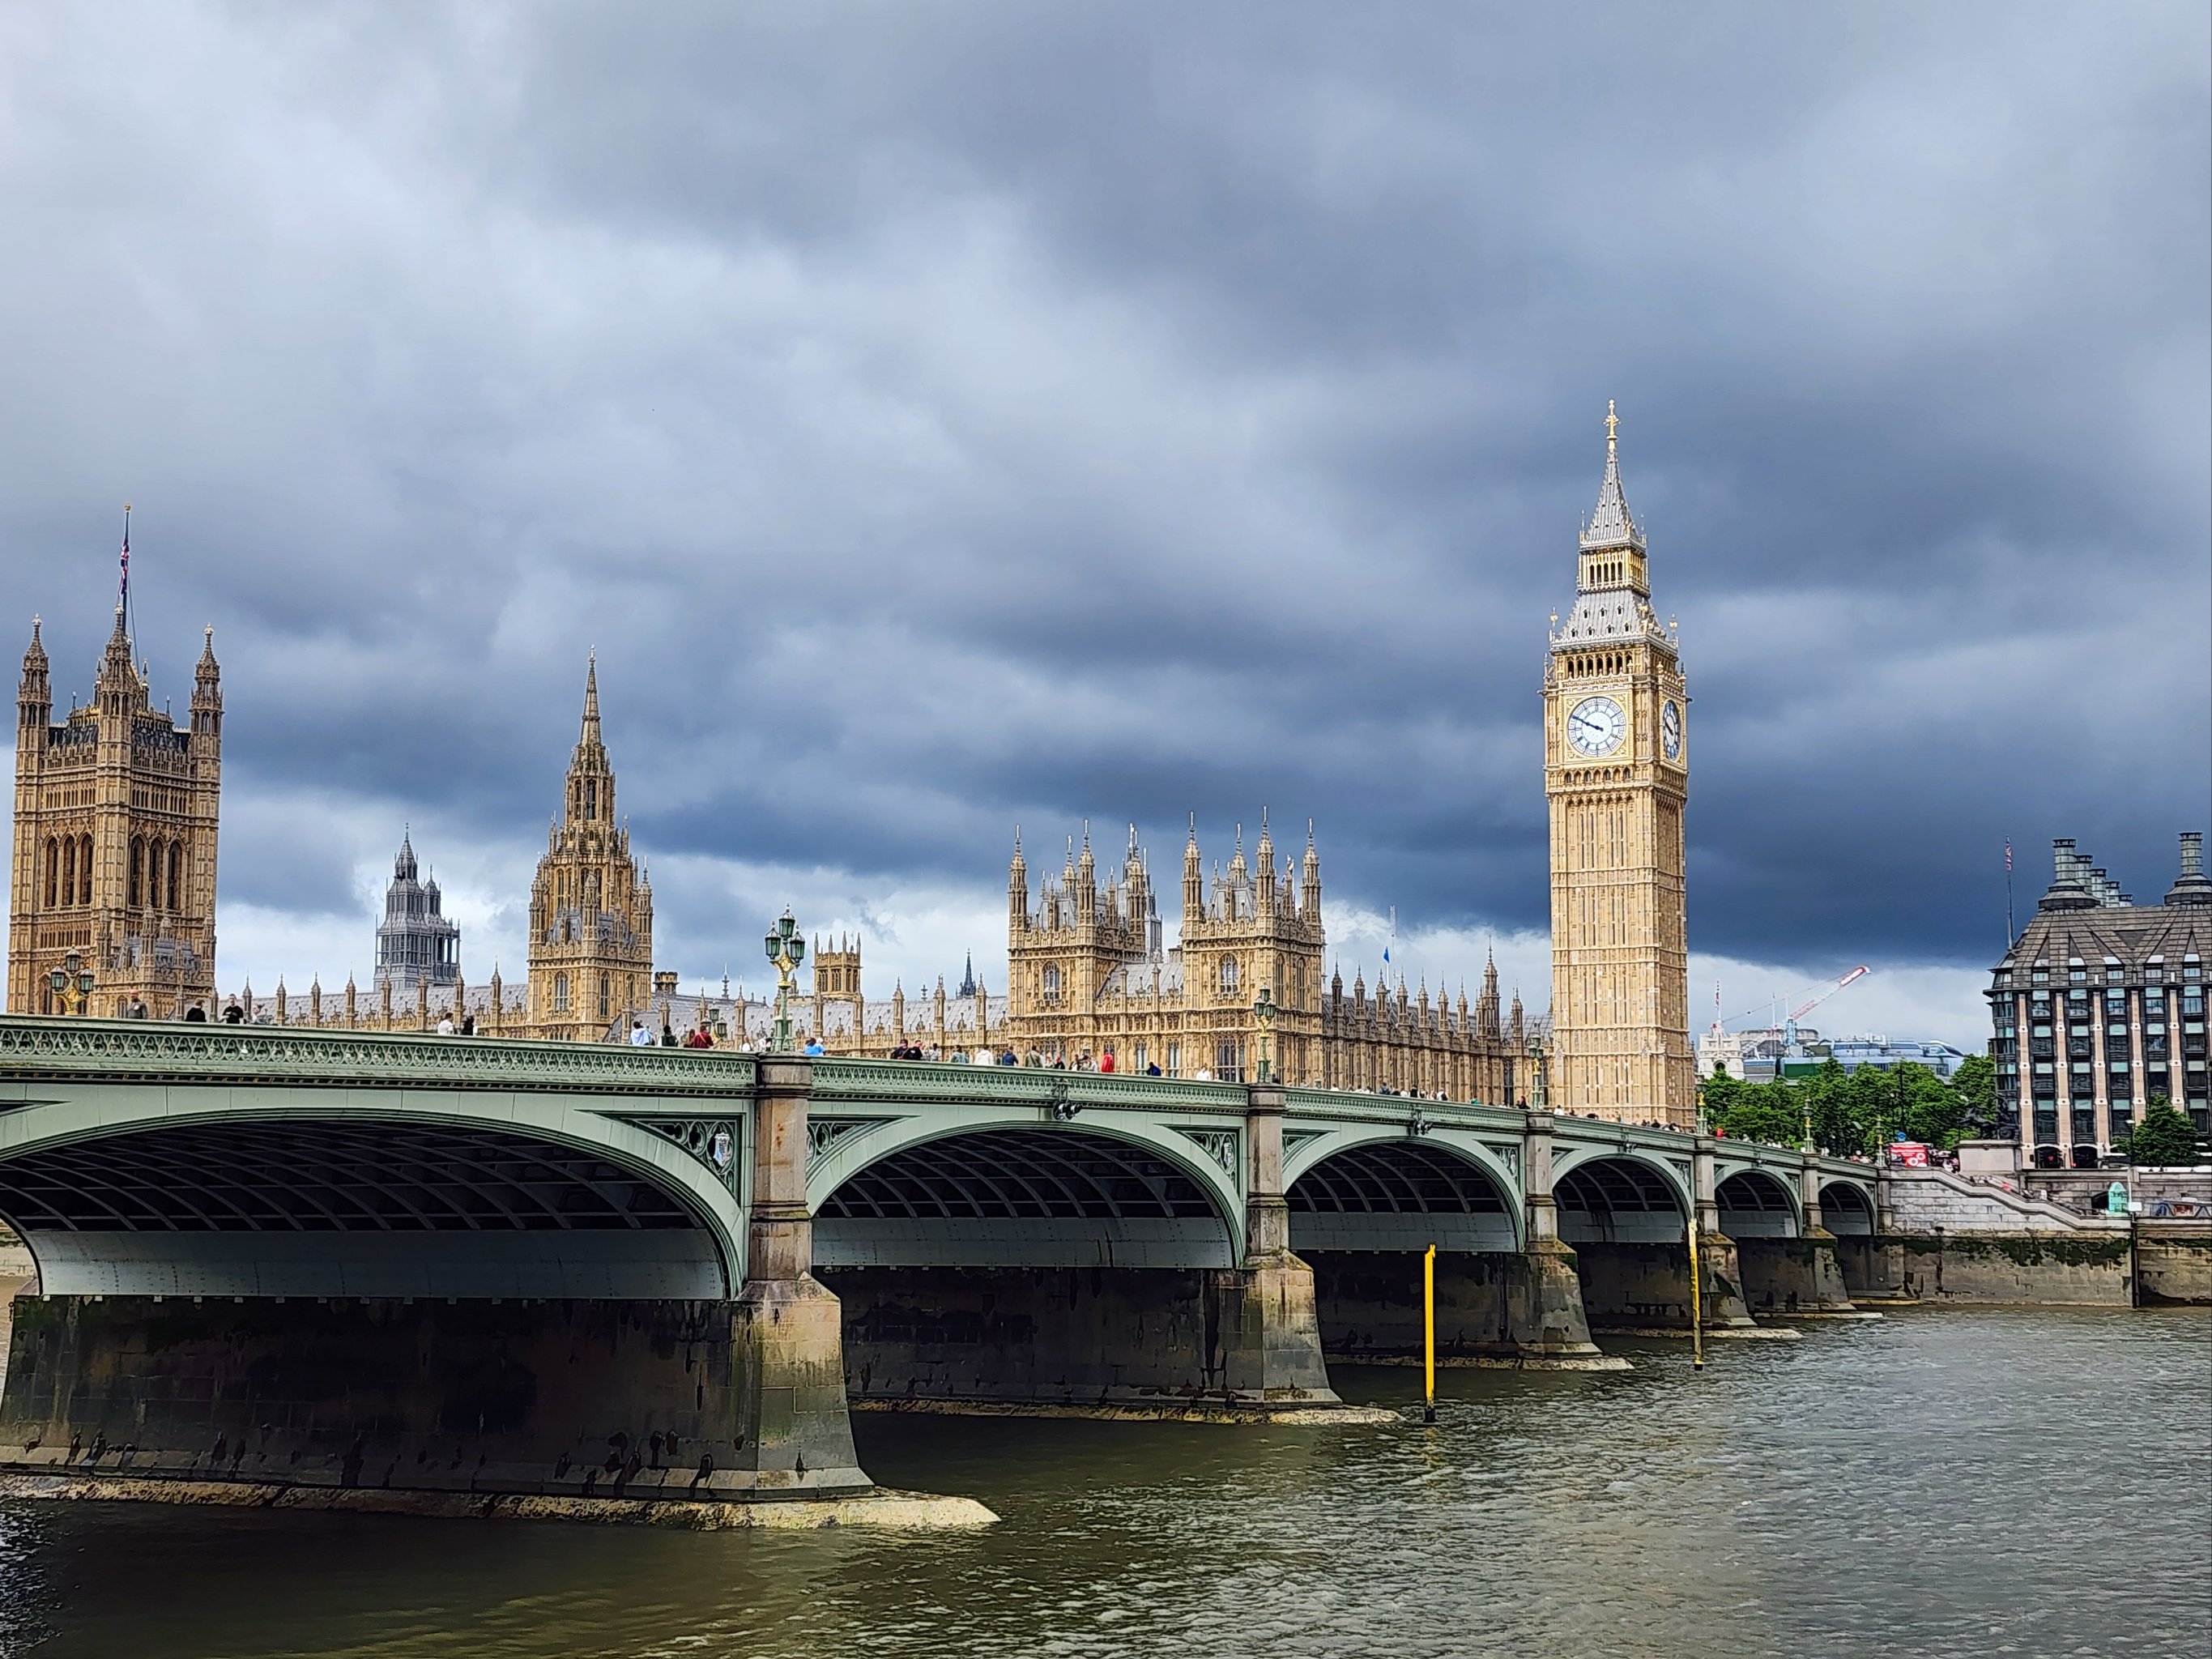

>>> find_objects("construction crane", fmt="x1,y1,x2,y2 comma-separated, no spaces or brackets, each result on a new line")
1723,966,1871,1046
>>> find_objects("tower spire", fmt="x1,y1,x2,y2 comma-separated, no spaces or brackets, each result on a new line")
1581,400,1643,552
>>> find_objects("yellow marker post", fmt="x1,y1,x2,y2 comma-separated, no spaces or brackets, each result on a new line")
1422,1242,1438,1422
1686,1218,1706,1371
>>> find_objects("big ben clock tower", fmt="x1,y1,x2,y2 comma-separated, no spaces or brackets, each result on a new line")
1544,404,1694,1126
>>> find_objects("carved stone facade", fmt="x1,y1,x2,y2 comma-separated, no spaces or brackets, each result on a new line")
1544,407,1694,1125
518,659,654,1040
983,819,1527,1098
9,607,222,1017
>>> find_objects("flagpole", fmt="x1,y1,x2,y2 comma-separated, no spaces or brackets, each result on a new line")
118,503,133,639
2005,841,2015,949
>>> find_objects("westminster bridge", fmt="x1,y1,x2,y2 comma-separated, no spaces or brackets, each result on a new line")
0,1017,1876,1503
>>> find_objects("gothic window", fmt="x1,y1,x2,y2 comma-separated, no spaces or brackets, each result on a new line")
128,837,144,909
553,973,569,1013
1216,1036,1244,1083
42,838,57,906
79,834,92,905
1042,965,1061,999
1218,956,1239,996
585,779,598,821
599,973,611,1019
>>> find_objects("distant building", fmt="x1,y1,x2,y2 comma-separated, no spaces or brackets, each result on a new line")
519,658,654,1040
9,604,223,1017
1990,834,2212,1167
1817,1038,1970,1079
1699,1026,1823,1081
373,832,458,995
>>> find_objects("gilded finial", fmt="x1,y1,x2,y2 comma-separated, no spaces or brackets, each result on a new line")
1605,399,1618,443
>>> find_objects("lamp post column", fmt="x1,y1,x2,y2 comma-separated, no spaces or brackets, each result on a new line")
724,1051,870,1495
1504,1109,1605,1362
1221,1078,1338,1403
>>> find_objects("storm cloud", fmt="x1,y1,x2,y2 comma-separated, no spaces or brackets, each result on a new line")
2,2,2206,1043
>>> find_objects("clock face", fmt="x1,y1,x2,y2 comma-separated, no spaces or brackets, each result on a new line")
1566,694,1626,757
1662,700,1682,760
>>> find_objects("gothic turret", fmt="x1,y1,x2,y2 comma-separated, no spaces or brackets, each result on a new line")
1183,815,1203,928
191,625,222,740
1008,829,1029,932
18,619,49,732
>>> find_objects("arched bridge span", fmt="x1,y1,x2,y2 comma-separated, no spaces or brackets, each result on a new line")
814,1126,1236,1269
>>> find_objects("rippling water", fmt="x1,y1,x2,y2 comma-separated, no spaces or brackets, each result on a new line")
1,1307,2206,1657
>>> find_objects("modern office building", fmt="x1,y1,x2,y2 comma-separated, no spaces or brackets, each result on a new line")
1989,834,2212,1166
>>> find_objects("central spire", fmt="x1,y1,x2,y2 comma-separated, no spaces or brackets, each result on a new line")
580,650,602,744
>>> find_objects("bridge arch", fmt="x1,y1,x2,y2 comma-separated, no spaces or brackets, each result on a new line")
1819,1180,1875,1235
0,1100,746,1299
1554,1154,1690,1244
811,1121,1241,1269
1715,1169,1801,1239
1285,1134,1520,1253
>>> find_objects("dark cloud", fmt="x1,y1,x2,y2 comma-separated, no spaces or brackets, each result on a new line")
1,2,2205,998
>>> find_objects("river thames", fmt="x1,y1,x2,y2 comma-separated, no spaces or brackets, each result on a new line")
0,1307,2204,1658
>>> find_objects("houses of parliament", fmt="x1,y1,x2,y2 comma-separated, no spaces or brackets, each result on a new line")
6,412,1696,1123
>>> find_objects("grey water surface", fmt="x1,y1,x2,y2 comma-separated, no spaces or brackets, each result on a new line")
1,1306,2206,1658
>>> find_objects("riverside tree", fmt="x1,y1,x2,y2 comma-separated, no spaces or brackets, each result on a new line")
2118,1099,2205,1167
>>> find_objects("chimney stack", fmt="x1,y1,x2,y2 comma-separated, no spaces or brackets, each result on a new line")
2166,830,2212,907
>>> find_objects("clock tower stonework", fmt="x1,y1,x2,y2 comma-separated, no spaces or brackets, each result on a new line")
1545,406,1694,1125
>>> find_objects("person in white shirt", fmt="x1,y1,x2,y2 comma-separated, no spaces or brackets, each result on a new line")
629,1020,653,1047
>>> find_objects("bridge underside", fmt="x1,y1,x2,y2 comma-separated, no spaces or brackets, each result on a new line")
814,1129,1234,1269
813,1128,1333,1408
0,1120,727,1299
1289,1142,1600,1363
0,1117,871,1501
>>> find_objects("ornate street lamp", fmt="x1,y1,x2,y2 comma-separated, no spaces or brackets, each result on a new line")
48,950,96,1017
1251,984,1277,1085
763,909,807,1054
1526,1033,1549,1113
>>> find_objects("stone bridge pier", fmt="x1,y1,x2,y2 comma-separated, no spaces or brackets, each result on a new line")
0,1043,872,1501
811,1081,1345,1414
1554,1140,1778,1333
1298,1111,1607,1367
1728,1161,1856,1316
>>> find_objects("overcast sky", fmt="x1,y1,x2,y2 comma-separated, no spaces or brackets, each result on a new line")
2,3,2206,1047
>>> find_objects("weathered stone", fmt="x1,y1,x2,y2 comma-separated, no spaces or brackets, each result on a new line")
824,1262,1344,1410
1737,1230,1855,1315
1307,1243,1609,1364
0,1293,866,1499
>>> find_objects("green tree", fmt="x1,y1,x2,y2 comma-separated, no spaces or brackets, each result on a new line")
1699,1064,1743,1128
2118,1099,2204,1166
1806,1057,1869,1156
1896,1061,1974,1149
1712,1081,1807,1146
1949,1054,1997,1141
